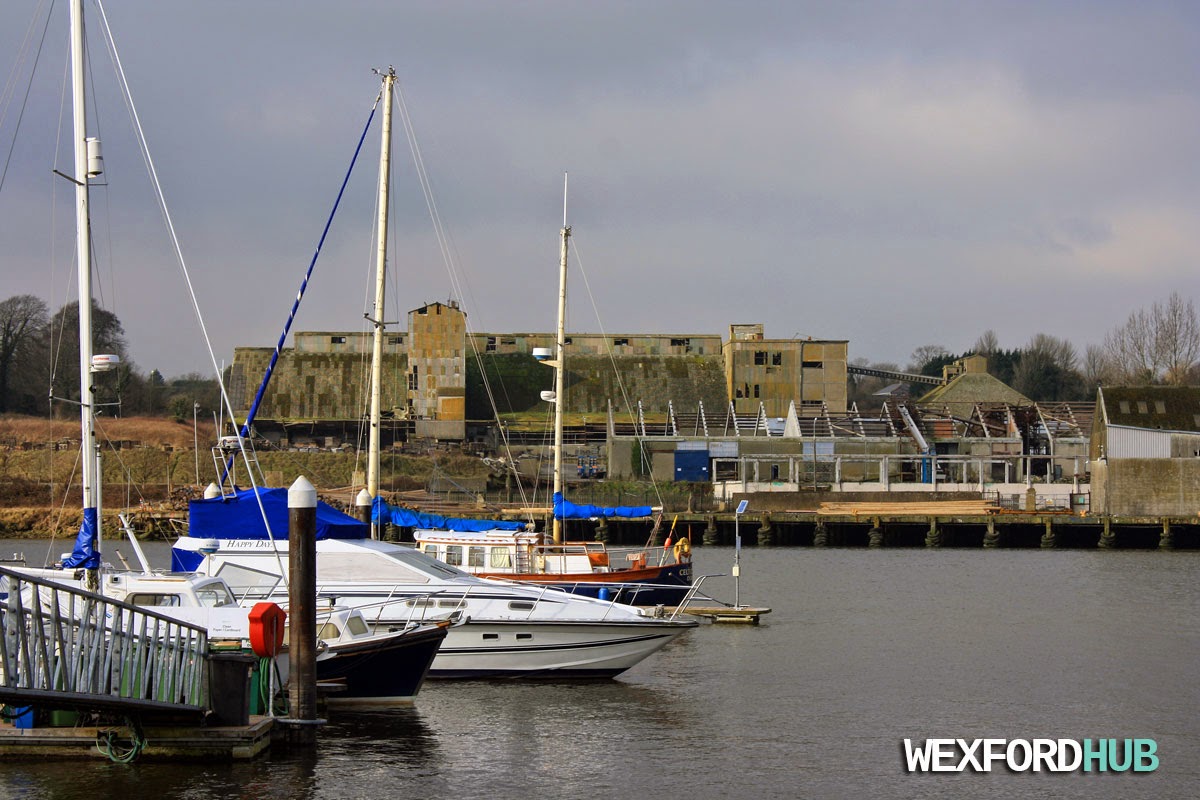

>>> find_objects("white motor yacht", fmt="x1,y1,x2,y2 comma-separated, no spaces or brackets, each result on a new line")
172,529,697,679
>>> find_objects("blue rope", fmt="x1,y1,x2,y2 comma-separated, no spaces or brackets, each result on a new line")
221,93,381,485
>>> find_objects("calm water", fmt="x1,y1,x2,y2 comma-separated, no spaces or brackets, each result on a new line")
2,539,1197,799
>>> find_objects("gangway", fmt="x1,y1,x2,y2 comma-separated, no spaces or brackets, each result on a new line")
0,566,209,719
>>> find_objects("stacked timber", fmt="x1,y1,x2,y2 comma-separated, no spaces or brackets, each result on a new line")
816,500,999,516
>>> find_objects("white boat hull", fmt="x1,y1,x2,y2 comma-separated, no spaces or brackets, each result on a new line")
173,535,696,679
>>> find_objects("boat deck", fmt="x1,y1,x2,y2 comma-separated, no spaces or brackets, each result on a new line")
668,606,771,625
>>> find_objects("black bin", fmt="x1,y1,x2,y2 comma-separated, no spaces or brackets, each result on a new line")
207,652,257,726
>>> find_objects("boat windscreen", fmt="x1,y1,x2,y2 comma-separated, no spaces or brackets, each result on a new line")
380,546,473,579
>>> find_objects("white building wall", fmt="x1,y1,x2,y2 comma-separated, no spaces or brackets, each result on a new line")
1106,426,1174,459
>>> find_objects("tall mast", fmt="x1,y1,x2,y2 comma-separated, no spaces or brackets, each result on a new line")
71,0,100,583
366,68,395,539
552,174,570,545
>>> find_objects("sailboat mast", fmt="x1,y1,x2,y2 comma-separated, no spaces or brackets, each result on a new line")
71,0,100,579
552,175,570,545
367,68,395,539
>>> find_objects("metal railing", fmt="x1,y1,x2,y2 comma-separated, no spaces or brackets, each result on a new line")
0,566,208,715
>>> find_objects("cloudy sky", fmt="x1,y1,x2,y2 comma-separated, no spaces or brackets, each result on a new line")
2,1,1198,380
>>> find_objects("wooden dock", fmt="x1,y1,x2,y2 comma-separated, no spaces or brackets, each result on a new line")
0,716,274,761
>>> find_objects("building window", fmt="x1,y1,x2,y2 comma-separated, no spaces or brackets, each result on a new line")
614,337,628,347
801,360,823,369
754,351,767,365
1137,401,1148,414
753,384,760,398
670,337,690,347
1119,401,1130,414
1155,401,1166,414
564,337,572,345
330,336,346,344
772,353,782,366
388,336,404,345
486,337,496,352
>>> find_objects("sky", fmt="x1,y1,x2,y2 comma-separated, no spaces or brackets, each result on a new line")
2,1,1198,380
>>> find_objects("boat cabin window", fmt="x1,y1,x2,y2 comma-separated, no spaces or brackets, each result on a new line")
508,600,535,611
317,622,342,639
444,545,463,566
195,583,237,607
383,546,471,579
127,593,181,607
422,544,438,558
214,562,284,598
408,599,437,608
347,615,369,635
489,548,513,569
467,546,485,568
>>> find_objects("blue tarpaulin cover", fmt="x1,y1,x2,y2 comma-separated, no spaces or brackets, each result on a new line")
60,507,101,568
553,491,653,519
373,497,526,532
188,487,368,540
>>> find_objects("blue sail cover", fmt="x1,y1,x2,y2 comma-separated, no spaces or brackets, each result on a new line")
188,487,369,540
60,506,100,568
553,492,653,520
373,497,526,532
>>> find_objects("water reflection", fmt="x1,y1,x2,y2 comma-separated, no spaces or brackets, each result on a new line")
2,542,1198,800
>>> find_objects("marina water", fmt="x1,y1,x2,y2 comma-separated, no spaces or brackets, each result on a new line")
2,539,1196,799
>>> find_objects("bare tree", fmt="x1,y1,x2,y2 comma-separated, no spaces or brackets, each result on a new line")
907,344,950,375
1104,292,1200,384
0,295,49,413
1081,344,1119,389
972,329,1000,357
1156,292,1200,385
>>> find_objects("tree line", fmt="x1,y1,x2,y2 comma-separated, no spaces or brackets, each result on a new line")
852,292,1199,408
0,294,221,420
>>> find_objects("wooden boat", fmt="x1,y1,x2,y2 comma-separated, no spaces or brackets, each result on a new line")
412,526,693,606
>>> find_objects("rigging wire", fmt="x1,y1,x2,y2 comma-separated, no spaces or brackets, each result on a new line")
569,236,667,511
0,0,55,194
391,79,536,519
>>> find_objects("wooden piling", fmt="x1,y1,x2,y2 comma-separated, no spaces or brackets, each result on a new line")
280,476,323,745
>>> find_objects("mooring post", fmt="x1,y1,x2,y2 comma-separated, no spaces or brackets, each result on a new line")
758,513,774,546
1098,517,1116,549
1159,519,1174,550
595,516,609,543
925,518,942,548
868,517,883,548
812,521,828,547
355,487,372,525
1040,519,1056,549
983,517,1001,548
702,515,719,546
282,475,323,745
